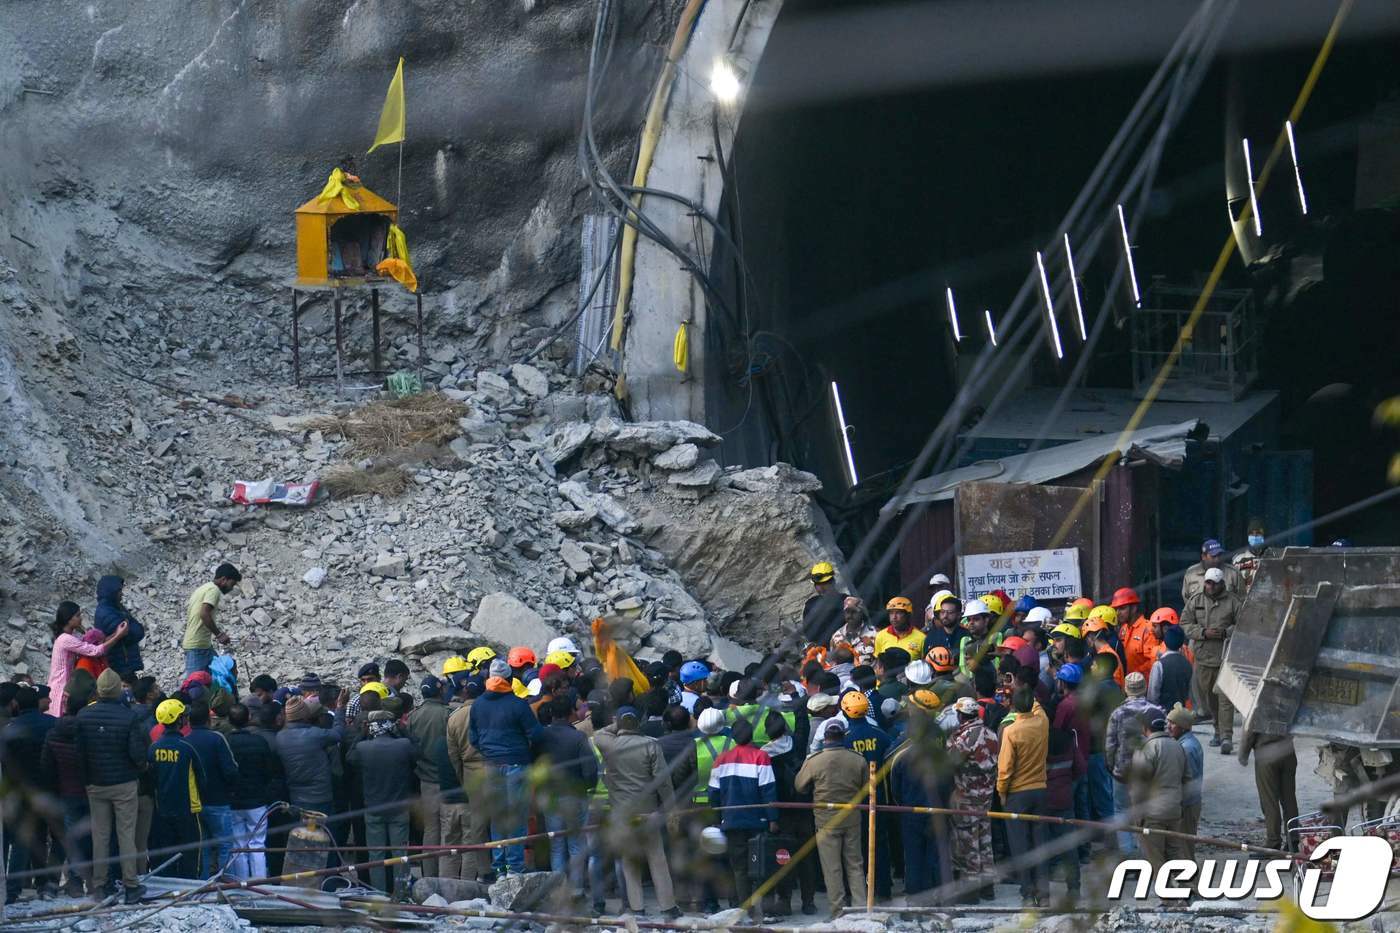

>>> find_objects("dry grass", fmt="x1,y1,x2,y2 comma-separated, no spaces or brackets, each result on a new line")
311,392,466,459
320,463,412,498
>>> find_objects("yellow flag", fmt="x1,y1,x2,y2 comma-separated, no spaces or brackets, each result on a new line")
368,57,405,153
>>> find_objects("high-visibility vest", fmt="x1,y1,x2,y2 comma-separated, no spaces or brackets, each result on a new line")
693,734,734,803
725,703,796,746
588,739,608,802
959,631,1002,676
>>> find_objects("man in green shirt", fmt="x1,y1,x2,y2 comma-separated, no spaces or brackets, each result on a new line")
183,563,241,676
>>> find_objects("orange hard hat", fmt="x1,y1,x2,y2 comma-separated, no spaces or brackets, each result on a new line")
999,635,1028,652
926,646,955,673
507,646,537,668
1071,597,1094,610
886,596,914,614
1150,607,1180,626
1081,618,1109,635
1110,587,1140,609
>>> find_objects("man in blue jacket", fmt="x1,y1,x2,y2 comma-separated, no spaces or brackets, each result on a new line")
467,659,543,877
148,699,207,879
94,575,145,683
181,700,240,878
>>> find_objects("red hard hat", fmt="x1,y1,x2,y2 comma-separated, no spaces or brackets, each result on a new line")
1150,607,1180,626
1110,587,1140,609
507,646,537,668
999,635,1028,652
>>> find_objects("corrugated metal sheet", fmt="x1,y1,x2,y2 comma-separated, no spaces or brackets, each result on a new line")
898,501,956,614
883,419,1200,515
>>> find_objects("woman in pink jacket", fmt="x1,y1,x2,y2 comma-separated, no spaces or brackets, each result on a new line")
47,601,127,713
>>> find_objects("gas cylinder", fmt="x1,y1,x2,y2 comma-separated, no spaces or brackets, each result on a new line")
283,812,333,887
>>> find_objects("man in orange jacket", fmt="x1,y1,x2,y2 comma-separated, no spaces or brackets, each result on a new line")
1113,588,1158,681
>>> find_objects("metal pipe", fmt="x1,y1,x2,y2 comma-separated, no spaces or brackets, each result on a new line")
865,761,876,910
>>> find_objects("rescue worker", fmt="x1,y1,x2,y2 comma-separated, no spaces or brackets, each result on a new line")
840,691,893,899
958,599,999,681
794,720,868,916
1129,715,1186,872
1048,622,1081,665
1182,566,1242,754
1113,589,1157,680
1182,538,1242,601
148,699,206,879
945,696,998,902
828,597,878,668
1232,518,1268,590
923,591,967,658
1166,704,1204,859
801,562,847,643
874,597,925,660
1147,623,1193,712
1238,729,1298,851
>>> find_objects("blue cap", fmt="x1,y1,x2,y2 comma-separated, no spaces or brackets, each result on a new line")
420,675,442,698
1202,539,1224,556
1055,663,1083,685
679,660,710,685
1015,595,1037,613
616,705,640,722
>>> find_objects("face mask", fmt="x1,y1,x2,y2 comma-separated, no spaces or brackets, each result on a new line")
1248,534,1265,549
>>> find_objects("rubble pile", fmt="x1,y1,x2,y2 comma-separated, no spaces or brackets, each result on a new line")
0,343,828,686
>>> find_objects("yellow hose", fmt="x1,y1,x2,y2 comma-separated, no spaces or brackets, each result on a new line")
608,0,708,364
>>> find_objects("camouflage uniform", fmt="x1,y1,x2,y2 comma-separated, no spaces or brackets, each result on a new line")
946,717,999,887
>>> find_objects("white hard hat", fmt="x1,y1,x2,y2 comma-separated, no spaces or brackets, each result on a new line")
700,826,728,855
697,708,726,735
904,660,933,686
1203,567,1225,583
547,636,580,656
963,598,990,618
527,678,543,697
928,573,952,588
1025,606,1053,625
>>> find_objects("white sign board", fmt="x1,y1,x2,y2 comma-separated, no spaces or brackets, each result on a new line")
958,547,1082,602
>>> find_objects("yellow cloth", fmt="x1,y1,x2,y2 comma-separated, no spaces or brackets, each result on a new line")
375,258,418,293
368,57,406,153
592,617,650,696
873,626,926,661
182,582,222,650
316,168,359,211
673,322,689,373
387,224,410,264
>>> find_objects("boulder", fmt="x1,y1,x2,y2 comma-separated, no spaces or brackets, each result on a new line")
709,635,763,672
607,420,719,454
488,870,567,912
668,460,721,489
542,422,592,466
471,593,557,651
476,370,514,405
412,877,488,905
398,625,472,656
558,539,594,575
558,480,637,534
652,620,712,658
552,508,596,530
509,363,550,398
729,463,823,494
652,443,700,471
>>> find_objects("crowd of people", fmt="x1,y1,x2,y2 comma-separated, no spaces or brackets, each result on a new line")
0,536,1301,918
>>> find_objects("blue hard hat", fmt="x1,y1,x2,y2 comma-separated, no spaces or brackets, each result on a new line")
1015,595,1038,613
1055,663,1083,685
680,660,710,685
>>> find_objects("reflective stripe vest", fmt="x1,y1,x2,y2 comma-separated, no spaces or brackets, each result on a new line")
693,734,735,803
725,704,796,746
588,739,608,802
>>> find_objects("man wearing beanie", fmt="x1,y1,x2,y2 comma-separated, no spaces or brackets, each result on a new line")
468,658,543,878
274,688,350,842
1105,672,1163,854
1165,704,1204,858
76,669,149,902
407,675,452,878
348,710,415,894
1148,626,1193,712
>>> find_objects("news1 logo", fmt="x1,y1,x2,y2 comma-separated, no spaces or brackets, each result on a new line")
1108,836,1391,920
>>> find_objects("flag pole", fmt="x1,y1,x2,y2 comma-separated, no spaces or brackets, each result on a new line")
397,139,404,210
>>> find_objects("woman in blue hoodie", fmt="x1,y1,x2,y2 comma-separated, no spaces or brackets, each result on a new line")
95,576,145,682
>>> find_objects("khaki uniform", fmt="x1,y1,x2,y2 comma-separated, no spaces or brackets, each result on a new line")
1182,589,1242,742
1241,732,1298,849
795,745,869,912
445,699,492,879
1181,561,1242,603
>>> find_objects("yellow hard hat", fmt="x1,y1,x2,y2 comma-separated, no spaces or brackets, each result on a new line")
1051,622,1082,639
156,698,186,726
466,646,497,671
930,590,959,612
359,681,390,698
441,656,469,676
1064,602,1091,622
810,561,836,584
1088,605,1119,628
840,691,870,718
908,689,941,712
979,594,1006,617
544,650,576,670
885,596,914,614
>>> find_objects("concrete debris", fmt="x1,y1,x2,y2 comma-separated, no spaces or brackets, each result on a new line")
370,553,407,578
411,876,488,904
558,539,594,575
653,442,700,470
668,459,722,489
302,567,327,589
558,480,638,534
471,592,557,652
730,462,824,494
608,419,720,454
398,624,473,656
487,868,567,912
509,362,550,398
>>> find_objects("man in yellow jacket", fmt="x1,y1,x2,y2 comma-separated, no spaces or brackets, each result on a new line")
995,688,1049,907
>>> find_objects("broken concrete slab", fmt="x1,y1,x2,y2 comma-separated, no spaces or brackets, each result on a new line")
668,459,721,488
488,869,567,912
607,420,720,454
730,462,823,494
398,625,472,656
542,422,591,466
652,442,700,471
471,592,558,650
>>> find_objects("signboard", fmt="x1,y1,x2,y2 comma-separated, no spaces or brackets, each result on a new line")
958,547,1082,602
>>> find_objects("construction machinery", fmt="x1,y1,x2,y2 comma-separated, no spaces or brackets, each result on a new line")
1218,546,1400,816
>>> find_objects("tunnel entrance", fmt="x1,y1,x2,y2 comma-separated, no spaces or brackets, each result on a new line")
704,0,1400,575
